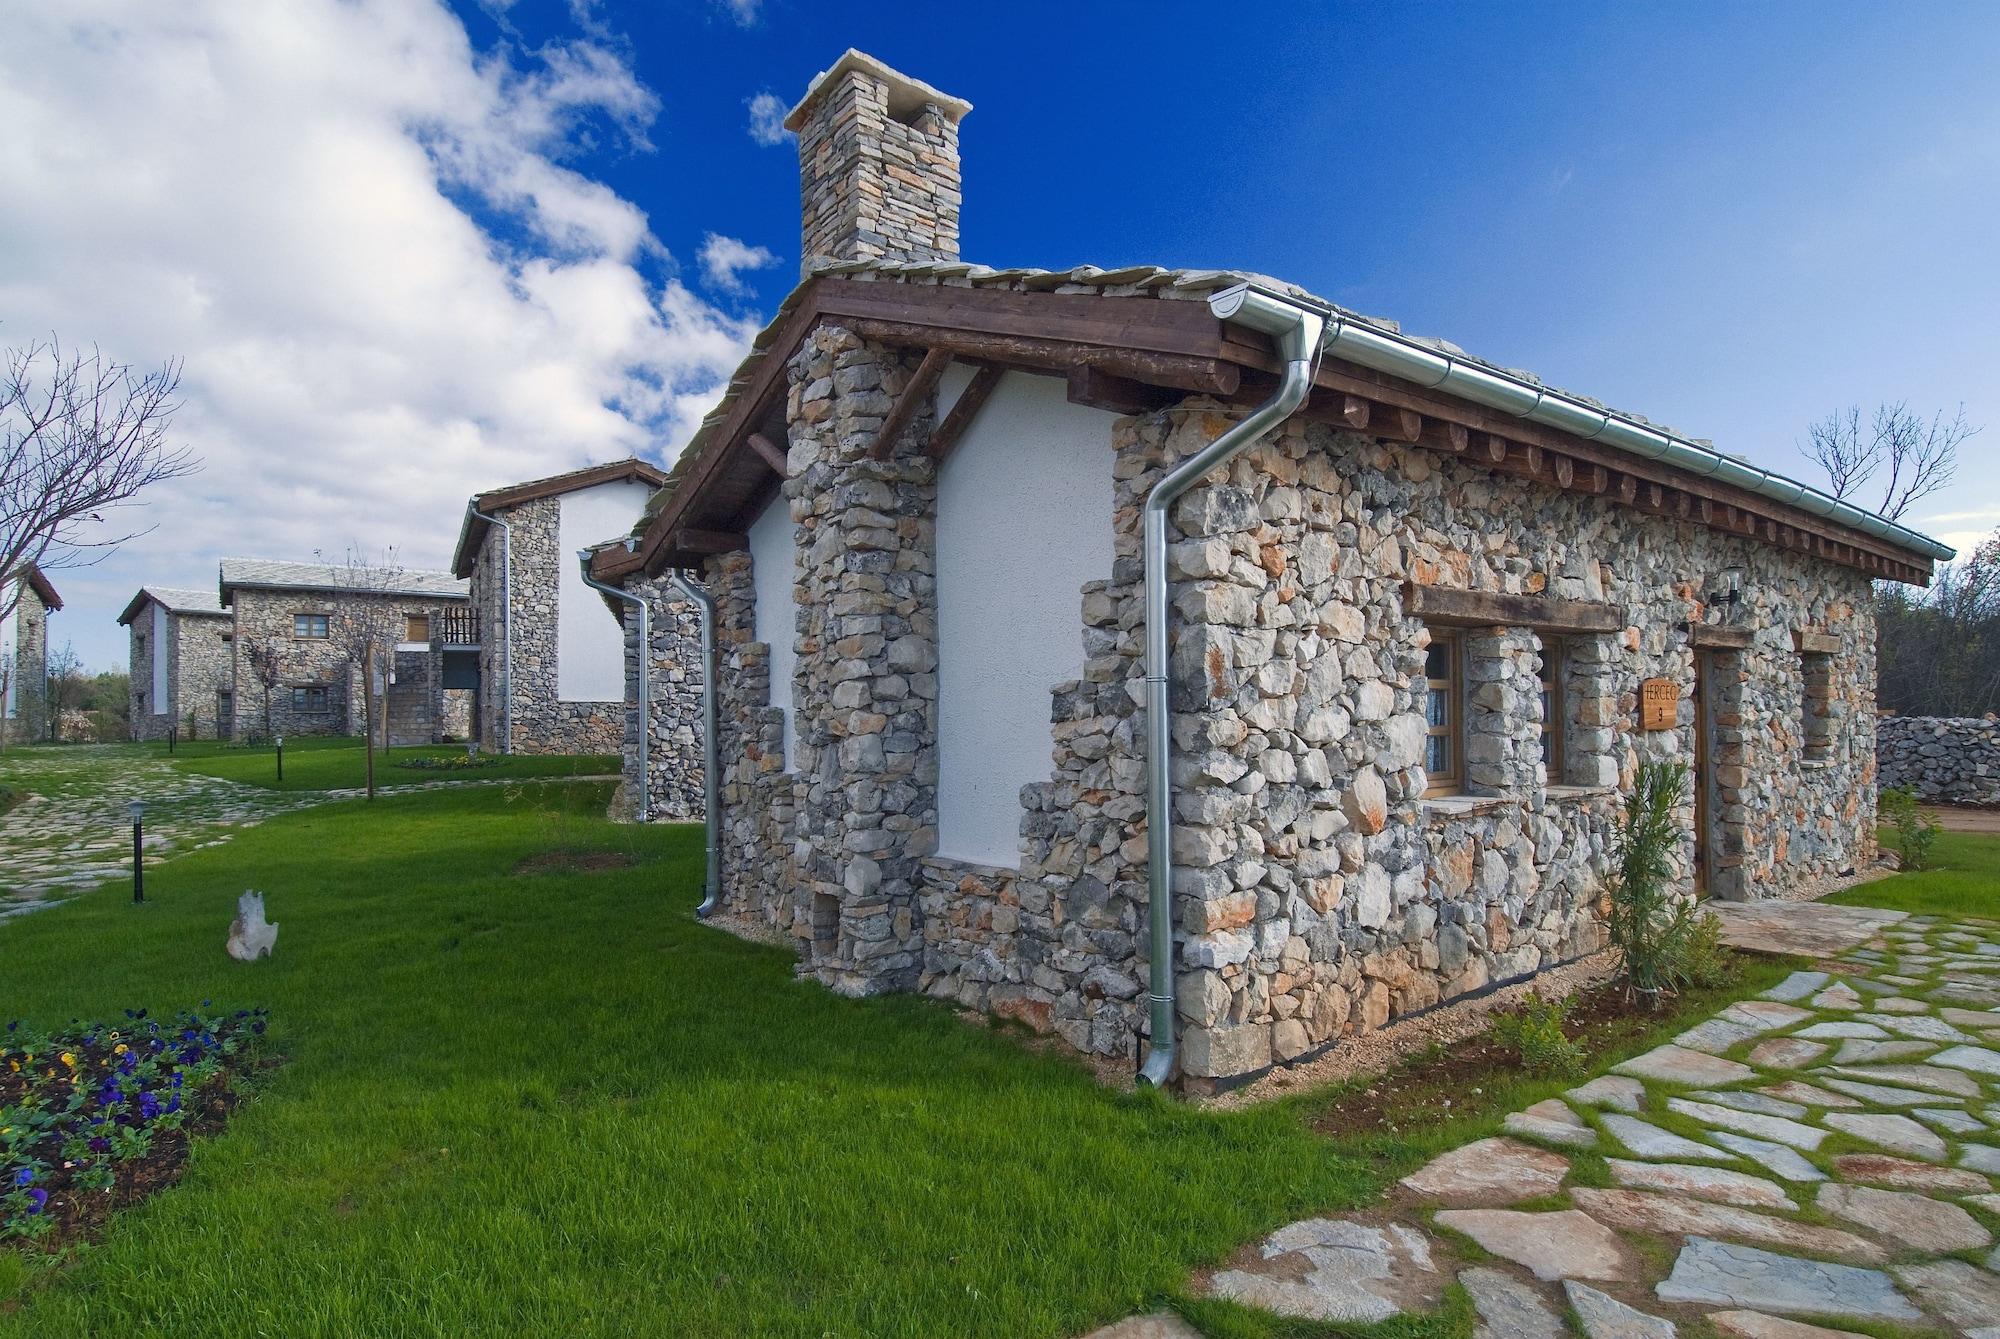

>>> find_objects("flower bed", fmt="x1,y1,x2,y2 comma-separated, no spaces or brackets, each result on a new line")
392,754,500,772
2,1004,268,1249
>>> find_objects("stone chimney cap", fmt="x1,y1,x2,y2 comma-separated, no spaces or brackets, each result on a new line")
784,49,971,132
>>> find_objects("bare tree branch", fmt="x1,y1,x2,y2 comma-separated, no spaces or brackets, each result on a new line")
0,338,197,624
1800,401,1977,522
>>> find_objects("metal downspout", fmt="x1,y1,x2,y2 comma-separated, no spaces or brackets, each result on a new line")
668,569,723,918
577,550,650,822
470,504,514,754
1137,285,1328,1088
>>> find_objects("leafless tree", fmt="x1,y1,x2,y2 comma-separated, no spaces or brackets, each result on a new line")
319,545,409,797
245,638,284,741
42,640,84,742
0,338,197,625
1801,402,1976,522
0,650,13,753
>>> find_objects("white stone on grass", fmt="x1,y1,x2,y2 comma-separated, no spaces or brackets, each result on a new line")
1399,1137,1570,1206
1829,1153,1991,1192
1602,1114,1734,1163
1654,1238,1922,1322
1828,1038,1932,1065
1861,1013,1971,1042
1562,1281,1676,1339
1604,1159,1794,1209
1818,1077,1946,1107
1793,1021,1887,1041
1823,1112,1949,1161
1745,1037,1826,1071
1613,1044,1755,1086
1206,1218,1441,1324
1706,1312,1872,1339
1570,1189,1883,1264
1709,1133,1826,1182
1503,1098,1598,1148
1667,1098,1826,1151
1460,1266,1564,1339
1911,1105,1985,1134
1891,1259,2000,1337
1566,1075,1646,1112
1822,1062,1981,1097
1674,1017,1764,1054
1687,1090,1807,1119
1433,1208,1637,1282
1815,1182,1991,1253
1961,1142,2000,1174
1930,1042,2000,1077
1762,971,1828,1002
1808,983,1861,1010
1756,1081,1860,1109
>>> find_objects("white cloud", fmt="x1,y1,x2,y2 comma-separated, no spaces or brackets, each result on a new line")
0,0,763,671
746,91,791,147
698,234,781,296
720,0,761,26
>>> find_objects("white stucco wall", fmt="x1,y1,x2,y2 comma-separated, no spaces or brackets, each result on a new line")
557,479,657,701
934,369,1117,868
748,491,797,768
151,601,170,710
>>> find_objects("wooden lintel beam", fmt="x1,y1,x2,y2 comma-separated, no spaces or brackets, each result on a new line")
1067,364,1177,415
844,317,1239,398
673,528,749,555
1689,621,1755,649
929,363,1003,460
747,431,789,479
1404,582,1625,635
867,348,953,460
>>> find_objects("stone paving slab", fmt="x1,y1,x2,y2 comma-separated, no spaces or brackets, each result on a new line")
1709,902,1907,957
1163,908,2000,1338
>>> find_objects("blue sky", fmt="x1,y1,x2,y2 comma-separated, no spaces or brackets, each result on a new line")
4,0,1997,672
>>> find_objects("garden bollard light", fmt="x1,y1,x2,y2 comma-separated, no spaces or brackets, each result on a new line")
129,800,146,904
276,735,284,783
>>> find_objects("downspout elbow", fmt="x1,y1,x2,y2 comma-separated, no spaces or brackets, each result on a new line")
577,550,651,826
668,569,722,918
1137,284,1326,1089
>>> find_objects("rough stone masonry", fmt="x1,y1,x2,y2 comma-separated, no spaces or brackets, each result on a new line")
1877,714,2000,807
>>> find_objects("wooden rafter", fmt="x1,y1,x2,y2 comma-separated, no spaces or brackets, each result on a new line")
930,363,1003,459
747,431,790,479
867,348,953,461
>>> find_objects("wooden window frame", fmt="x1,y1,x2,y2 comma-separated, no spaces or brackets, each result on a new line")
404,613,431,644
293,613,329,640
1423,627,1464,797
1538,633,1568,784
289,685,331,714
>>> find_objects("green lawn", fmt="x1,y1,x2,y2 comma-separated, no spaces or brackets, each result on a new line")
159,735,618,791
1825,826,2000,917
0,778,1801,1338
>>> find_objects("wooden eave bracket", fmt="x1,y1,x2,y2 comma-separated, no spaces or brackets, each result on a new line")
1689,622,1756,650
1793,629,1843,655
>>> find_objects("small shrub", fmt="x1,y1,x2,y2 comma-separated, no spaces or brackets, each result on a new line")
393,754,500,773
0,784,18,818
1490,993,1588,1077
1608,759,1695,1005
1671,905,1739,990
1879,786,1942,871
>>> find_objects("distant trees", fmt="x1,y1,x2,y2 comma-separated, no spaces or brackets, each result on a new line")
42,640,84,740
1800,402,1975,523
1,338,196,625
1877,527,2000,718
245,638,283,742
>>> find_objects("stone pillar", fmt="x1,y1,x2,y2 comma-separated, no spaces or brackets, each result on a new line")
1563,633,1622,788
1464,627,1542,799
786,325,938,995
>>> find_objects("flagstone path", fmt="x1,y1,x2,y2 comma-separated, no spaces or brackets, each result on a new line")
0,747,617,920
1093,910,2000,1336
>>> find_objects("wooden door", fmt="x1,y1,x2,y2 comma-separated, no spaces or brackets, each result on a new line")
1691,652,1713,896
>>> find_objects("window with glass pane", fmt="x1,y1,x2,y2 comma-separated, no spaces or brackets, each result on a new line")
293,613,329,639
1424,630,1460,795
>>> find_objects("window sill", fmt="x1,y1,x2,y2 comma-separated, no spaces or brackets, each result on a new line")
1545,783,1619,804
1800,757,1837,771
1420,794,1515,820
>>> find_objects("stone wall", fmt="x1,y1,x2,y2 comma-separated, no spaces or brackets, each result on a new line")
1878,715,2000,806
663,326,1882,1089
6,580,49,745
612,574,706,820
468,495,627,755
794,63,963,272
228,588,466,741
131,610,233,743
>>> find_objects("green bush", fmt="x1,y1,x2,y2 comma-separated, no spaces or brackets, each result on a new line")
1879,786,1942,871
0,784,18,817
1608,759,1696,1005
1671,903,1739,990
1490,992,1588,1077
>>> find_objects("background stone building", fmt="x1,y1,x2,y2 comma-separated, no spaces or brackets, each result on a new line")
1,565,59,745
591,52,1951,1091
451,459,666,754
118,585,233,740
219,558,469,744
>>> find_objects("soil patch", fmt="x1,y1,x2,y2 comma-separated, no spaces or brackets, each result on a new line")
512,849,635,876
1306,974,1746,1141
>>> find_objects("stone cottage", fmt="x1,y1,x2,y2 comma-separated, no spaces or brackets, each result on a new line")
219,558,470,744
118,585,234,740
450,459,668,755
588,51,1954,1091
2,565,59,745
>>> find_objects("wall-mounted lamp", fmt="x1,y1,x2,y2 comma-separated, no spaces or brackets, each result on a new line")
1707,566,1746,609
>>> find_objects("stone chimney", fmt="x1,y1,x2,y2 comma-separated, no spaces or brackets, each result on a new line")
785,51,971,275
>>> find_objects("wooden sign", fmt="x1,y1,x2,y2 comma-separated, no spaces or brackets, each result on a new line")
1640,678,1679,731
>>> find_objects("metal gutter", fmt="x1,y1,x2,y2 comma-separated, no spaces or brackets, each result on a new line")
1138,284,1329,1087
577,549,649,821
668,569,723,918
469,504,514,753
1304,299,1955,562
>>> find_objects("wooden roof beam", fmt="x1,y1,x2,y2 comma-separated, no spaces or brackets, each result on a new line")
929,363,1004,459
